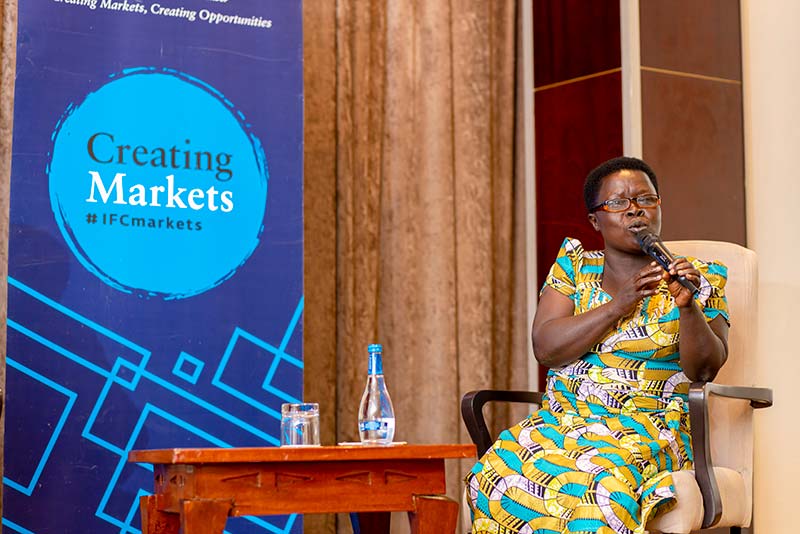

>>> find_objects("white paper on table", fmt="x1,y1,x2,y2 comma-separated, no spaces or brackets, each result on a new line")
337,441,408,446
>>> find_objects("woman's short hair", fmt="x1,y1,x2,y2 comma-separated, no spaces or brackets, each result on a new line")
584,156,659,212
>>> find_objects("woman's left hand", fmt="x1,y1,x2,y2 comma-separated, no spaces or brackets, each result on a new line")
664,257,701,308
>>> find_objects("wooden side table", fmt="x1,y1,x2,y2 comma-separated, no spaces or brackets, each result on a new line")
128,443,476,534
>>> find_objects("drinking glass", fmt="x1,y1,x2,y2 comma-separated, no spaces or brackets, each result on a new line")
280,403,320,446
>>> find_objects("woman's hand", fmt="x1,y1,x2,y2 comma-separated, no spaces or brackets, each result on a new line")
664,257,701,308
609,261,664,317
663,257,728,382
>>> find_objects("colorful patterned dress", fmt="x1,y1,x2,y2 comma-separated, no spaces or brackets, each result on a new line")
466,238,729,534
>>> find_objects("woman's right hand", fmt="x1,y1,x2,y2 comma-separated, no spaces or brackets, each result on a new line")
608,261,664,318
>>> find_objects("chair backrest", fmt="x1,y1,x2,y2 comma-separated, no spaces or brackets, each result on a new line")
665,240,757,520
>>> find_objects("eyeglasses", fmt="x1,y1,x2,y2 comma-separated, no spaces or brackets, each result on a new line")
590,194,661,213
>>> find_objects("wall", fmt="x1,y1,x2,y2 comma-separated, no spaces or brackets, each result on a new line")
741,1,800,532
639,0,746,245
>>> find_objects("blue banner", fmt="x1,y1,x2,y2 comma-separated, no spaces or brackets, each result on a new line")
4,1,303,533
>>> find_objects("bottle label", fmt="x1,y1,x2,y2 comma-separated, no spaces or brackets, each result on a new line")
359,420,382,431
368,353,383,375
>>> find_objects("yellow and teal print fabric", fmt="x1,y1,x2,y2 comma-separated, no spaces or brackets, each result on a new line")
466,237,729,534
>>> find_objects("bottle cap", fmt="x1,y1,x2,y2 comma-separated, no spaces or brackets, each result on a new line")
367,343,382,353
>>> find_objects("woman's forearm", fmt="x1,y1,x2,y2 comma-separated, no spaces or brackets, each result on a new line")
677,303,727,381
533,301,627,368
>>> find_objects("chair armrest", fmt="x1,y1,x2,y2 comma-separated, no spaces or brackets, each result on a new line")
688,381,774,529
461,390,544,456
701,382,773,408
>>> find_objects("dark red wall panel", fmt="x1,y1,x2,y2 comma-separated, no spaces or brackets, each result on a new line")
533,0,621,87
535,72,623,290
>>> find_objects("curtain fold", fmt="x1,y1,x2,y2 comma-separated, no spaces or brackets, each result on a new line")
0,0,17,518
335,0,387,447
304,1,526,532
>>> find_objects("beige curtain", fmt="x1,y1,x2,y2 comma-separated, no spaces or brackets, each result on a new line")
0,0,16,518
304,0,528,531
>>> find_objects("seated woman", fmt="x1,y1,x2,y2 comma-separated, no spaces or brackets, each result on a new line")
466,157,729,534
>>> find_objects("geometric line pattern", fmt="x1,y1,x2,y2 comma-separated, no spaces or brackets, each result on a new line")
3,357,77,496
4,276,303,534
173,352,205,385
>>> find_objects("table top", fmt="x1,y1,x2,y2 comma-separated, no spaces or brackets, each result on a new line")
128,443,477,465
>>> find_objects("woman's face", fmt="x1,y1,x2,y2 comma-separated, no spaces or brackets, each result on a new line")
588,169,661,253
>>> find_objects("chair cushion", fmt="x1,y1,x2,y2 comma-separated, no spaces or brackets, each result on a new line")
646,467,749,533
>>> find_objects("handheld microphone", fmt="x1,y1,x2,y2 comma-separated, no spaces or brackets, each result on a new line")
635,230,699,295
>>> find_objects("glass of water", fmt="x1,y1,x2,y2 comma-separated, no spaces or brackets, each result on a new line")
280,403,321,446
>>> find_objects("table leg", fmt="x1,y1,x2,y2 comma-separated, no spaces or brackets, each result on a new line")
180,499,232,534
408,495,459,534
355,511,391,533
140,495,179,534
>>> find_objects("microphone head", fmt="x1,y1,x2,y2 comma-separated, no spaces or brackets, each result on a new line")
634,229,658,251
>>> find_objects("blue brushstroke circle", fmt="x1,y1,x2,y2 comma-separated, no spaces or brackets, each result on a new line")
48,68,268,299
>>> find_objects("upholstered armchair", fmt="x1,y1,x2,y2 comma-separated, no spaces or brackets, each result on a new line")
461,241,773,533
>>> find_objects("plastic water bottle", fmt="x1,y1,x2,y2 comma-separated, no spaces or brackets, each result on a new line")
357,344,395,444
